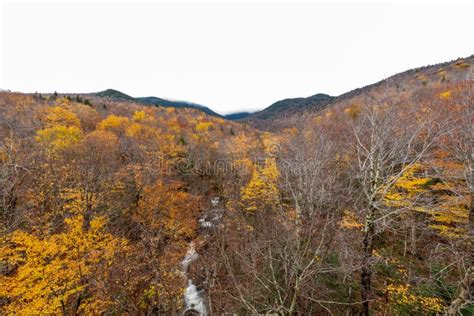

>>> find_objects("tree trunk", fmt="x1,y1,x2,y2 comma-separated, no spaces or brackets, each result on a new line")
360,210,375,316
470,163,473,248
469,154,473,245
444,267,473,316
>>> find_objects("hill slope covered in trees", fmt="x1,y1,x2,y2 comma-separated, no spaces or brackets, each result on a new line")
0,56,473,315
242,55,473,130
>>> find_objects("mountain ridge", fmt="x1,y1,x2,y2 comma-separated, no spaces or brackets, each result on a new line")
241,55,473,128
136,96,223,118
242,93,334,121
51,55,473,125
88,89,223,118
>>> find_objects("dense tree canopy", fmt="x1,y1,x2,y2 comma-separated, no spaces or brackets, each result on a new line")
0,66,472,315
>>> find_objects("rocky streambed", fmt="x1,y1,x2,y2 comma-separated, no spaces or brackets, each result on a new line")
181,197,224,315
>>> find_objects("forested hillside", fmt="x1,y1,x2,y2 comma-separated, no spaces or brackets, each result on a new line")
89,89,224,118
0,58,472,315
243,55,473,131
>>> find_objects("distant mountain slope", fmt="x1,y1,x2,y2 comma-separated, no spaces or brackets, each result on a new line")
332,55,472,104
136,96,222,118
88,89,223,118
224,111,254,120
242,55,473,129
243,93,333,121
92,89,136,101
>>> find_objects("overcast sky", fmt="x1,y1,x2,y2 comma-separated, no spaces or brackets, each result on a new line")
1,1,472,114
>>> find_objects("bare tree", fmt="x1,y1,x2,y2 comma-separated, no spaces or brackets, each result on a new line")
439,82,474,315
348,100,439,315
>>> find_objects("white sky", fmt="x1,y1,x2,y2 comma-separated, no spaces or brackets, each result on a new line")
1,0,472,114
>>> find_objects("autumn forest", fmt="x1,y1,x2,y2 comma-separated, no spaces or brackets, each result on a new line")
0,54,473,315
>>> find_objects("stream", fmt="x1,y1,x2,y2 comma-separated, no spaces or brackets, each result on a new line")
181,197,223,315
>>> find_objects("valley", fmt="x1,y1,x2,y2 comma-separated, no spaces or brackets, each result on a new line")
0,55,472,315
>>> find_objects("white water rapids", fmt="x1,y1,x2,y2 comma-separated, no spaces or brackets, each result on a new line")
181,243,206,315
180,197,221,315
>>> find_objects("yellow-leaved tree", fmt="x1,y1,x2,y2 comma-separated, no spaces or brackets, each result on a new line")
384,162,468,238
241,158,280,212
97,114,130,134
36,105,83,151
0,215,128,315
